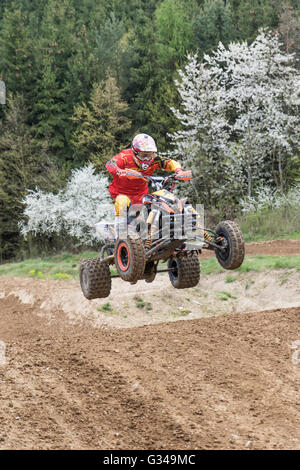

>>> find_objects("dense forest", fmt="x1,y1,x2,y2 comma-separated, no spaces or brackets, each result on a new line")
0,0,300,260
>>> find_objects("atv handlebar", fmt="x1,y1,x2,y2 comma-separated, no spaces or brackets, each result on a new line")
145,171,192,190
147,175,174,191
118,169,192,191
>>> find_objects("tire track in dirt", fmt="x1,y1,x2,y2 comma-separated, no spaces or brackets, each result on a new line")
0,239,300,449
0,293,300,449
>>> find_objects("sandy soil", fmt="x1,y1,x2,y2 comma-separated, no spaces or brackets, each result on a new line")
0,239,300,450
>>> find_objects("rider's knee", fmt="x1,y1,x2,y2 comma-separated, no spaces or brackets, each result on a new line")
115,195,131,216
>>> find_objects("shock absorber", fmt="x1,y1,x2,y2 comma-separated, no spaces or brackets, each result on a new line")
204,230,213,243
145,209,159,250
145,235,152,249
145,224,158,249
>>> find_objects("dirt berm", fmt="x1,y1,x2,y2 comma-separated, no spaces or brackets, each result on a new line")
0,239,299,449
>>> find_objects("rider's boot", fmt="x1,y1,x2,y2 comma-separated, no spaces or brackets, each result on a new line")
104,224,116,241
114,216,128,239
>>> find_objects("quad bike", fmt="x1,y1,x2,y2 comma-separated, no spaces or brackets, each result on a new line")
80,171,245,299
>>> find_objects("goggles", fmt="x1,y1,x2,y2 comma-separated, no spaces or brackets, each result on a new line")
136,151,155,161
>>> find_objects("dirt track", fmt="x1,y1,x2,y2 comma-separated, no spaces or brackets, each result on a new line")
0,240,300,449
201,238,300,258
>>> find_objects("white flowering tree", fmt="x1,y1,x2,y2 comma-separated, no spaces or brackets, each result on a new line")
170,30,300,206
169,54,232,206
240,183,300,214
20,164,114,245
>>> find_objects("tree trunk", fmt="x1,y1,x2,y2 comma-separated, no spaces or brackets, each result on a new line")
28,232,33,258
278,148,283,193
246,123,252,198
247,161,252,198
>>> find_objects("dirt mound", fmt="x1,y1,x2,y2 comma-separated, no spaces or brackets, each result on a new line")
200,238,300,258
1,269,299,329
0,290,300,450
0,239,299,449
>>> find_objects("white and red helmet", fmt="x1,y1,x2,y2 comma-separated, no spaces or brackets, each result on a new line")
131,133,157,170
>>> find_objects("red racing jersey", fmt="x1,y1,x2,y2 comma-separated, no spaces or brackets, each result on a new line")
106,149,181,204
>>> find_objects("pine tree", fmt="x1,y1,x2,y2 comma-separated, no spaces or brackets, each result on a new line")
71,77,132,169
94,12,126,84
121,5,158,133
154,0,196,69
193,0,236,55
0,5,38,119
236,0,278,41
0,94,57,260
34,0,94,162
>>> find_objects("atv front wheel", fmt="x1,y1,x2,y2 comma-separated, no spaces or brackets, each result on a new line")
114,233,146,283
80,258,111,299
214,220,245,270
168,253,200,289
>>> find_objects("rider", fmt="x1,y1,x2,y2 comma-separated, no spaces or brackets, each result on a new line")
106,133,190,237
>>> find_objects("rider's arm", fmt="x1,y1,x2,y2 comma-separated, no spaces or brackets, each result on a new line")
106,153,147,180
155,155,191,180
155,155,181,172
106,153,126,175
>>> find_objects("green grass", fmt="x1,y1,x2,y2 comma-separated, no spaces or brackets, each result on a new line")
241,230,300,243
0,250,118,280
1,250,300,281
97,302,113,313
200,255,300,275
216,290,237,301
238,206,300,242
97,302,119,315
225,275,239,283
134,295,152,311
199,257,224,275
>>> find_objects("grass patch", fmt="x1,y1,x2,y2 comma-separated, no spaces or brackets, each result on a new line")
0,250,119,280
134,295,152,311
225,275,239,283
238,256,300,272
1,250,300,281
97,302,113,312
97,302,118,315
200,255,300,275
238,206,300,242
216,290,237,301
199,257,224,275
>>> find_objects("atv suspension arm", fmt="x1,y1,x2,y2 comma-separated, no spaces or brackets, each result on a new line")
109,266,176,278
195,234,227,251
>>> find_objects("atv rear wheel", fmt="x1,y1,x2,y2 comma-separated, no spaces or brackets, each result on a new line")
144,261,156,283
168,253,200,289
214,220,245,270
80,258,111,299
114,233,146,283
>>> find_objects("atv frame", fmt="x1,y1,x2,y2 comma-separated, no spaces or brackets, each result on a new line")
80,173,245,299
